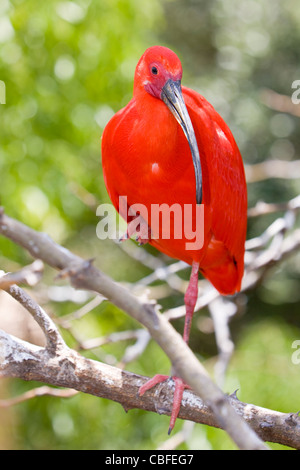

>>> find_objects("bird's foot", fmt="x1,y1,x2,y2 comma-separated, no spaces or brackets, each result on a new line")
139,374,191,434
119,214,151,245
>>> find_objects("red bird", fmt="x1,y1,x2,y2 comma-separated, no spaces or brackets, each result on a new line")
101,46,247,433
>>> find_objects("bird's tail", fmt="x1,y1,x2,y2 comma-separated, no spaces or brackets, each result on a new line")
200,261,242,295
199,238,244,295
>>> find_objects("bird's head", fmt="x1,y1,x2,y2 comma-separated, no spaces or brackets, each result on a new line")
134,46,202,205
134,45,183,99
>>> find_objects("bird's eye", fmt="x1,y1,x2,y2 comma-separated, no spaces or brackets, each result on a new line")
151,66,158,75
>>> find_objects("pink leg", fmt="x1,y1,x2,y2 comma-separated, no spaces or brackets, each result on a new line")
139,375,191,435
167,377,191,434
139,261,199,434
183,261,199,343
139,374,169,396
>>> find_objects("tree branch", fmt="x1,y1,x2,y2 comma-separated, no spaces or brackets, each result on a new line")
0,386,78,407
0,208,269,450
0,260,44,290
260,88,300,117
4,284,66,353
245,160,300,183
1,329,299,449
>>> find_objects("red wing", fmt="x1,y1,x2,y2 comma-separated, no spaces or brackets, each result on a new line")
183,87,247,290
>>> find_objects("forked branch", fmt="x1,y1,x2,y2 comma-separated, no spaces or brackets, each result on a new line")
1,208,299,449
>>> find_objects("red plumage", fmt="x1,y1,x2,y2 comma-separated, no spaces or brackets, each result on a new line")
102,47,247,295
101,46,247,432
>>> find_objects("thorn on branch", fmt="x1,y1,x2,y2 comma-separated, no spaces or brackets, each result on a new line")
229,389,240,400
55,258,96,289
285,413,300,427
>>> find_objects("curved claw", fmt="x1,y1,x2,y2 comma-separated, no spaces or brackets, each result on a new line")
139,375,191,434
168,377,191,434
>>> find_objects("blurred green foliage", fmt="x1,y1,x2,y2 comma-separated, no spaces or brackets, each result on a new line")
0,0,299,450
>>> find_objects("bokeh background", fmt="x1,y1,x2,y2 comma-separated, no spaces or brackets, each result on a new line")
0,0,300,450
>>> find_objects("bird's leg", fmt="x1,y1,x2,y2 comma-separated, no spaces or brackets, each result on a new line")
119,214,151,245
168,376,192,434
139,261,199,434
166,261,199,432
139,375,191,435
183,261,200,343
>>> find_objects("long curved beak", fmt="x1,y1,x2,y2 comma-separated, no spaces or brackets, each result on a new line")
161,79,202,205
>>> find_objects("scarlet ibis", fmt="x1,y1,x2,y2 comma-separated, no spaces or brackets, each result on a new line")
101,46,247,433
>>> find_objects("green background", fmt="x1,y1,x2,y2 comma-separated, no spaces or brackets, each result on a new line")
0,0,299,450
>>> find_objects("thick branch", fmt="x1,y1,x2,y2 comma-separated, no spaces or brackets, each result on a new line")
248,195,300,218
0,209,268,450
0,331,299,449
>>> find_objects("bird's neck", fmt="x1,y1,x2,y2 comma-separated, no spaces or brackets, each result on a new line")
133,89,179,157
